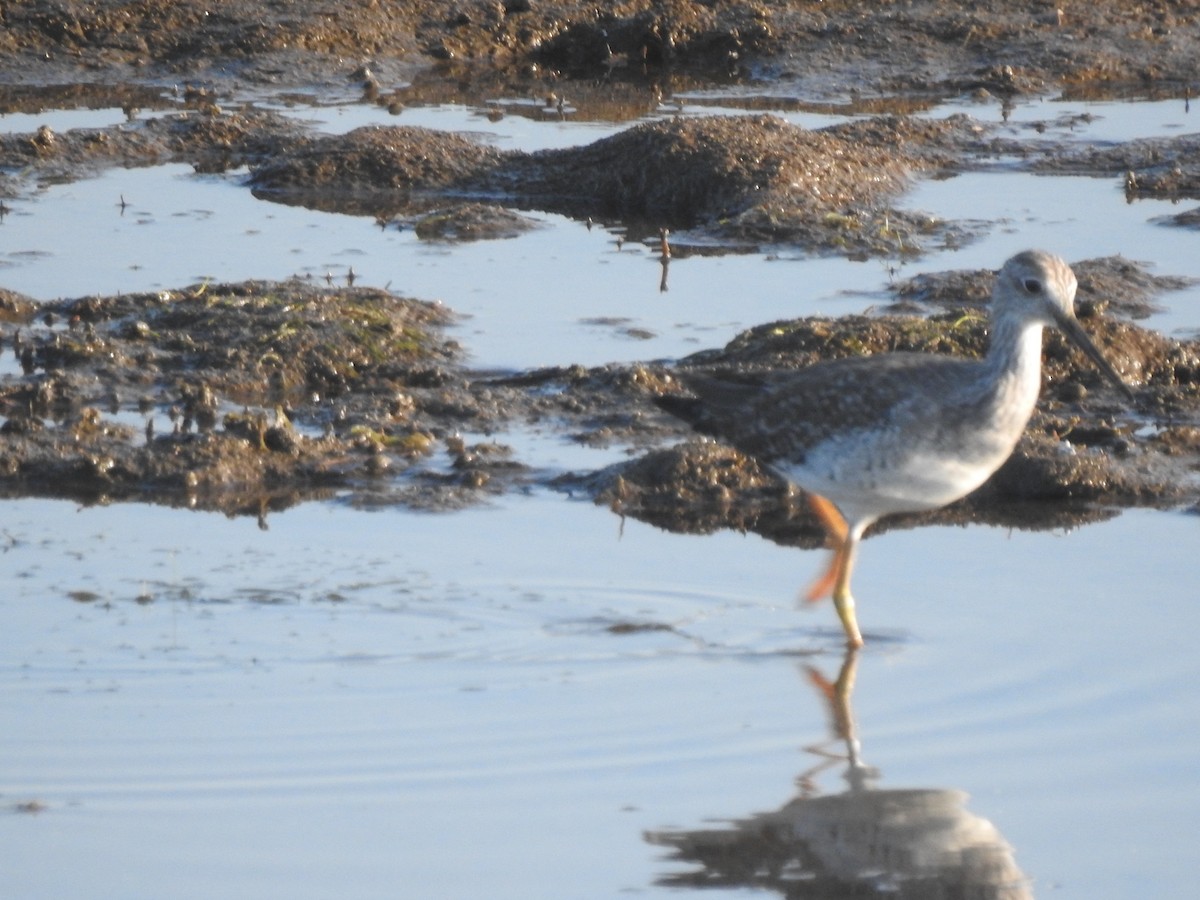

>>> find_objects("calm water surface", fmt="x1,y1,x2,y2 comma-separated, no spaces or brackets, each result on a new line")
1,497,1197,898
1,90,1198,898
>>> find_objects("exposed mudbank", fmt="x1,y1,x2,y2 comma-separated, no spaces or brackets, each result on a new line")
248,114,979,255
0,280,483,516
1,258,1196,543
3,1,1199,98
2,1,1200,539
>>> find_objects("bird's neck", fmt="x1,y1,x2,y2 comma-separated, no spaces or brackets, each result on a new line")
981,313,1046,425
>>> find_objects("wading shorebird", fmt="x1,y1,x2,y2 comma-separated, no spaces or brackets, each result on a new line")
656,250,1132,648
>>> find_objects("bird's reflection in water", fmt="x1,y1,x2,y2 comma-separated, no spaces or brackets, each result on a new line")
646,651,1032,899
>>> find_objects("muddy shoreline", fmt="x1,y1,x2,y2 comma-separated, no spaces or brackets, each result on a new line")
2,256,1196,543
3,1,1199,97
2,1,1199,545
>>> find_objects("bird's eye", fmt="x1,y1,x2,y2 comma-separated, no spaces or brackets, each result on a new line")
1022,278,1042,294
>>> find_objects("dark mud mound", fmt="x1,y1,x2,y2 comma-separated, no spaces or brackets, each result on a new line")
0,280,499,514
1033,133,1200,202
250,114,978,254
1157,206,1200,231
0,108,306,184
587,439,807,542
250,125,507,215
45,279,457,402
411,202,541,241
517,113,937,252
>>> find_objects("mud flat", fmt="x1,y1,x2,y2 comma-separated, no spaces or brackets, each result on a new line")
1,255,1196,545
1,0,1199,538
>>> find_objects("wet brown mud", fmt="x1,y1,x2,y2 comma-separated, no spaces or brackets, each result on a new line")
0,105,306,189
2,1,1200,538
0,280,501,516
2,255,1195,549
248,113,974,255
3,1,1199,97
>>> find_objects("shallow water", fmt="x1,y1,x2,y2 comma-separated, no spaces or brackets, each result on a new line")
1,497,1197,898
4,95,1198,368
1,88,1199,898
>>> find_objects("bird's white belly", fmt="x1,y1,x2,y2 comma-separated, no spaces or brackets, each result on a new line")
775,429,1011,523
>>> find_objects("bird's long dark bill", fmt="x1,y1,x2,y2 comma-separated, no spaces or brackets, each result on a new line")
1055,310,1135,401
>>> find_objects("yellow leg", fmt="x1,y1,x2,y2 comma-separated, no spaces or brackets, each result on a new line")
832,531,864,649
801,493,864,649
